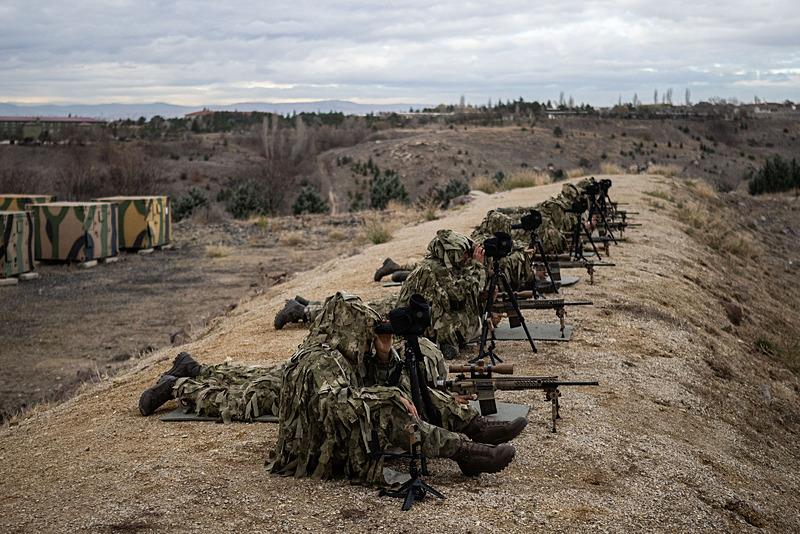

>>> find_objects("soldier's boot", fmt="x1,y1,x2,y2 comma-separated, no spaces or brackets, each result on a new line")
448,439,515,476
162,352,202,379
390,270,410,283
462,416,528,445
138,375,177,416
374,258,402,281
294,295,310,306
274,299,307,330
440,344,459,360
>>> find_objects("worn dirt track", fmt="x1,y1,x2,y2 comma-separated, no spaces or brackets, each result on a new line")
1,175,798,533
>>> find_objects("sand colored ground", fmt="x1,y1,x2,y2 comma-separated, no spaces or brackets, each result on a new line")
1,175,798,533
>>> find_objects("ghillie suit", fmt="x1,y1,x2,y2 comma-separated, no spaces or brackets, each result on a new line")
471,210,533,291
268,292,478,485
173,362,285,423
396,230,487,350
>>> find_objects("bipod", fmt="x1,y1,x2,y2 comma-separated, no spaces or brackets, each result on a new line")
471,256,537,364
378,424,444,511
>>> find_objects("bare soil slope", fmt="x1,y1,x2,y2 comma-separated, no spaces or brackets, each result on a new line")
1,175,799,533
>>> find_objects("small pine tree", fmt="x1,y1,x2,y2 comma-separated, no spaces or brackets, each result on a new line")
370,171,408,210
293,183,330,214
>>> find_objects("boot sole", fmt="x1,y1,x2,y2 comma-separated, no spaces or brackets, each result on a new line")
458,446,516,476
138,378,176,416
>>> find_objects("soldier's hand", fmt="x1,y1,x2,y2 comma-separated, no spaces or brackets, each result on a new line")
473,244,485,264
399,396,419,418
452,393,477,405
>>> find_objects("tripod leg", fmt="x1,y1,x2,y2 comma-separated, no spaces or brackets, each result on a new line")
499,273,537,354
535,239,559,295
583,223,602,259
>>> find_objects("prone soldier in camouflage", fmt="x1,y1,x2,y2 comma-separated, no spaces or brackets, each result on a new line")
140,292,526,483
0,211,35,278
28,202,119,262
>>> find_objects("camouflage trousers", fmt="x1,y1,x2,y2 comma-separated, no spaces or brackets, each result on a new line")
173,362,285,423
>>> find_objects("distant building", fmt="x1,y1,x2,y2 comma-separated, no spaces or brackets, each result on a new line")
184,108,214,119
0,116,106,143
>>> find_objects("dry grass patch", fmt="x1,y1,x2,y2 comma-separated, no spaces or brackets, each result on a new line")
327,228,347,241
600,162,626,175
362,213,394,244
279,231,304,246
644,189,674,202
205,245,233,258
500,170,551,191
648,164,682,177
685,179,718,201
567,167,587,178
470,175,499,194
415,196,440,221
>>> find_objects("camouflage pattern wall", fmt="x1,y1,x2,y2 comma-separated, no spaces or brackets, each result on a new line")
29,202,118,262
94,196,171,249
0,195,54,212
0,211,35,277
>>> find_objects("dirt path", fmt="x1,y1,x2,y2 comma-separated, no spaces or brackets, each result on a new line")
1,175,798,533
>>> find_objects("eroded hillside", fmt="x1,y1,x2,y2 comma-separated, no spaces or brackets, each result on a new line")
1,175,798,533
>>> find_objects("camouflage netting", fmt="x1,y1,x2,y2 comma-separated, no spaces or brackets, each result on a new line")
472,210,534,290
174,362,285,423
397,230,486,348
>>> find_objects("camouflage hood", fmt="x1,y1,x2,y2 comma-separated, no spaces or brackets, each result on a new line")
471,210,513,239
425,229,474,269
561,183,580,202
303,291,383,369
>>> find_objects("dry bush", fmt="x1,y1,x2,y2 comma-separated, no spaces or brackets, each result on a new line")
327,228,347,241
362,213,393,244
600,162,626,175
205,245,232,258
500,170,551,191
675,202,711,230
567,167,587,178
279,231,304,246
470,175,499,194
648,164,682,177
644,189,674,202
685,179,718,201
415,196,440,221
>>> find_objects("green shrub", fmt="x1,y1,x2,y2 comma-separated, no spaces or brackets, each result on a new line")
173,187,207,221
293,183,329,214
370,171,408,210
432,178,470,208
220,180,268,219
748,155,800,195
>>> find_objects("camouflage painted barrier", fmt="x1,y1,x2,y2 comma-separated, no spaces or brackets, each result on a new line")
29,202,118,262
94,196,171,249
1,211,35,277
0,195,54,212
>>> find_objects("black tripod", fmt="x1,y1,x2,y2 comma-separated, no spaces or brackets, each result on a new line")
379,306,444,511
586,190,618,245
568,202,602,261
378,424,445,511
529,230,560,297
470,255,537,365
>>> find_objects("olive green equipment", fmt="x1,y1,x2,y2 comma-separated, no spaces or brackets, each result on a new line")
437,361,598,432
94,196,171,249
0,211,35,278
28,201,119,262
0,194,54,212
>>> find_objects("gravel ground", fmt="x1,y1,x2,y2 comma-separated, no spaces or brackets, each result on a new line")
1,175,798,533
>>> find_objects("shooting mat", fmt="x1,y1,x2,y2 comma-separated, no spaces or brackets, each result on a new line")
469,400,530,420
160,401,528,423
553,275,580,287
382,282,403,287
160,405,278,423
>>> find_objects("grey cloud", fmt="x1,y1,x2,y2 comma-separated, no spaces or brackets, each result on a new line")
0,0,798,106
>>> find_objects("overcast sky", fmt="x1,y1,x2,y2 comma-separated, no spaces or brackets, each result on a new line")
1,1,799,106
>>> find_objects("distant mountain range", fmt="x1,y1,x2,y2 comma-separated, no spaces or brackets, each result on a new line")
0,100,426,120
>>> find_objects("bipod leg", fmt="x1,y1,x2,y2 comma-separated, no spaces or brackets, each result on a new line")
499,272,537,354
598,208,618,245
571,221,584,262
535,238,559,295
